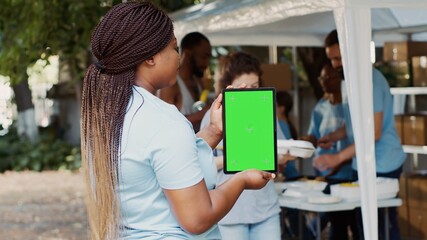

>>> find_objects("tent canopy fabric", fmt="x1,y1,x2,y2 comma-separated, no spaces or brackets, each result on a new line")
170,1,427,239
171,0,427,46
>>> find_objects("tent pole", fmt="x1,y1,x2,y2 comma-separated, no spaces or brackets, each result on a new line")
268,45,278,64
291,46,300,135
292,46,301,174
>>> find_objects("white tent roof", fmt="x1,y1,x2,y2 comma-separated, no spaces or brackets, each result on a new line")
171,0,427,46
171,1,427,239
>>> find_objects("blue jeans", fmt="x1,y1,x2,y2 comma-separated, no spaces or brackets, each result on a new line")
352,166,402,240
218,214,281,240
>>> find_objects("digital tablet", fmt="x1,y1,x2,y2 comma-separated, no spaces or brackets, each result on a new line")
222,88,277,173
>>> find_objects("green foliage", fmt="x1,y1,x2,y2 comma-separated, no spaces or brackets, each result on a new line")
0,0,196,85
279,47,308,85
151,0,197,12
0,0,117,84
0,125,81,173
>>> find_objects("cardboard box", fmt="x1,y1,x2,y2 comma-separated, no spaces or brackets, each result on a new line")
399,172,410,202
406,172,427,238
395,115,404,144
403,114,427,146
382,61,411,87
407,173,427,210
260,63,292,91
412,56,427,87
383,41,427,62
409,207,427,238
398,171,410,237
398,204,409,237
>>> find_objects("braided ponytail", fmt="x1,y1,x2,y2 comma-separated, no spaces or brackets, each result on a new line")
81,2,173,239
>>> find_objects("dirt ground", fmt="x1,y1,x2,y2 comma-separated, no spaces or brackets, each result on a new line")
0,171,88,240
0,171,332,240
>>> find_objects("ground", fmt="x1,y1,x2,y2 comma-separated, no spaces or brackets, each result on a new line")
0,171,88,240
0,171,333,240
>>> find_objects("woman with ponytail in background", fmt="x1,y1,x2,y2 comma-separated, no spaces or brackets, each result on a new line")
81,2,274,239
200,52,296,240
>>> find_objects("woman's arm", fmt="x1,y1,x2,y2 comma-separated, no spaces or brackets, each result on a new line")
317,125,347,149
299,134,317,147
163,170,274,234
313,144,355,171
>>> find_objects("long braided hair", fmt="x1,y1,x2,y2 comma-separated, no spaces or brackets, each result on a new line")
81,2,173,239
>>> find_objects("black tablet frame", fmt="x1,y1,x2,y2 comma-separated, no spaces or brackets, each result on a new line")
222,87,277,173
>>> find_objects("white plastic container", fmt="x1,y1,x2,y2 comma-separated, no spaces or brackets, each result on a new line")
330,177,399,201
277,139,315,158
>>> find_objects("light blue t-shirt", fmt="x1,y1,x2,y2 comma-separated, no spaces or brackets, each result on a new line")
200,110,281,225
277,120,300,179
118,86,220,239
307,98,353,180
342,68,406,173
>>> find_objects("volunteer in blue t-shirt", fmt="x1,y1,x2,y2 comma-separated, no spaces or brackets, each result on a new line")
314,29,405,240
301,64,358,240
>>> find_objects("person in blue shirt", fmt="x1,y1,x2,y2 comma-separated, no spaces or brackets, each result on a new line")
276,91,300,180
201,52,296,240
304,64,353,180
314,29,406,240
302,63,359,240
275,90,302,238
80,3,275,240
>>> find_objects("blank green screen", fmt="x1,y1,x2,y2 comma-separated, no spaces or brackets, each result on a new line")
223,89,277,173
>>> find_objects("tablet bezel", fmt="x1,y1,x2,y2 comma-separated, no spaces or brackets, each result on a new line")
222,87,277,173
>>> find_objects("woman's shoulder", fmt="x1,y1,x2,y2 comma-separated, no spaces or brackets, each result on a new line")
135,87,185,118
128,86,192,133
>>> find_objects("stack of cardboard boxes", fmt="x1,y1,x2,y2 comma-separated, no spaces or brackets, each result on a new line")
260,63,292,91
386,41,427,239
412,56,427,87
395,114,427,146
398,171,427,239
383,41,427,87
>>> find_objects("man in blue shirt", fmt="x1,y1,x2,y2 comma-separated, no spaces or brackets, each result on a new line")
302,64,358,240
306,64,353,180
314,29,406,240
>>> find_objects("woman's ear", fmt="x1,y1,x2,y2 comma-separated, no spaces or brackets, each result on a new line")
145,56,155,66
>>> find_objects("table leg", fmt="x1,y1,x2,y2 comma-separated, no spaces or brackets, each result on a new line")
298,210,303,240
316,212,321,240
384,208,389,240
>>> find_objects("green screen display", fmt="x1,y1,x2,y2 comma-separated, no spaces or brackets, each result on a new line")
222,88,277,173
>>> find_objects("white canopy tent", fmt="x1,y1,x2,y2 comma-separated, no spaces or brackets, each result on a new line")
171,0,427,47
171,1,427,239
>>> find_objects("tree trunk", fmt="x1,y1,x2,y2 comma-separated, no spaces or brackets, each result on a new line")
297,47,329,100
55,57,81,145
12,73,39,143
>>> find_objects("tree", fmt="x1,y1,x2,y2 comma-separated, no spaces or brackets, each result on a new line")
297,47,329,100
151,0,196,13
0,1,45,143
0,0,197,143
0,0,114,143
